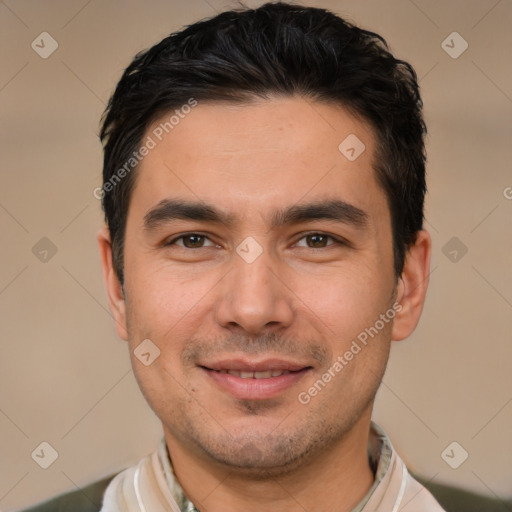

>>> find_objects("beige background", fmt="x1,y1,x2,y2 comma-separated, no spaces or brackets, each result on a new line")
1,0,511,510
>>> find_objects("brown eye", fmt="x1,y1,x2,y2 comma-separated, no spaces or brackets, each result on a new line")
306,234,330,248
295,232,350,249
182,235,205,248
166,234,216,248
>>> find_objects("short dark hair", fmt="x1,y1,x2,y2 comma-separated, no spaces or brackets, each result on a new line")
100,1,426,285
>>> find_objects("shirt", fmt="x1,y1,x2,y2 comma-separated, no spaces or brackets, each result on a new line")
100,420,446,511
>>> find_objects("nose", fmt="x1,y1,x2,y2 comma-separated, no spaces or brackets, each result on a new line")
214,248,294,335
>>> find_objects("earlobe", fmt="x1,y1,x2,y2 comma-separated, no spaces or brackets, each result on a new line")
391,230,431,342
97,226,129,341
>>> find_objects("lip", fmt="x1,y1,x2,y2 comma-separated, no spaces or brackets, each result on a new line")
203,358,308,372
201,358,312,400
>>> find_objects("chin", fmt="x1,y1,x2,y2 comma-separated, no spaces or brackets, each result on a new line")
191,426,321,478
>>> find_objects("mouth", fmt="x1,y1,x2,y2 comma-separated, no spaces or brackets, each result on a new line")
200,358,312,400
211,369,294,379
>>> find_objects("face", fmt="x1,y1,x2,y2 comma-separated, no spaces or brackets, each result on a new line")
99,96,429,476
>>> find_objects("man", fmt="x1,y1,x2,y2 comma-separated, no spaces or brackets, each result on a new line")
21,2,507,511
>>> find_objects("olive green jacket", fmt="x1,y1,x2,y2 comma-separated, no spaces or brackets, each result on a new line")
19,472,512,512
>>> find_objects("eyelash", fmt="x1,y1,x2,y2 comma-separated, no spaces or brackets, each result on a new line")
164,232,345,249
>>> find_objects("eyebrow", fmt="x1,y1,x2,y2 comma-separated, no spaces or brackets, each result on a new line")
143,198,368,232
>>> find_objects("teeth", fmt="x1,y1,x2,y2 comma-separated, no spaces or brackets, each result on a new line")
254,370,272,379
223,369,291,378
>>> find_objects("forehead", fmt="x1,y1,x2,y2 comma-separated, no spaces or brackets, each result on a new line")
129,96,388,227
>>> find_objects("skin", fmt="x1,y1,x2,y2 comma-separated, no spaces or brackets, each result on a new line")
98,96,431,512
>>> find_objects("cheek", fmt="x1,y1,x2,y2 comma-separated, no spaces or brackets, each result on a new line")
125,264,211,337
124,270,216,399
292,263,393,341
131,358,191,429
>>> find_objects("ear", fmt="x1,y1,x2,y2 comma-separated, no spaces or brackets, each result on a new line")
391,230,431,341
97,226,128,341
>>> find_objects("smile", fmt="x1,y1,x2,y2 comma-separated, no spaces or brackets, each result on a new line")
214,369,292,378
200,359,312,400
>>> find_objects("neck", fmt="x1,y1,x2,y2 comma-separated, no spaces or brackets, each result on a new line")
164,412,376,512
